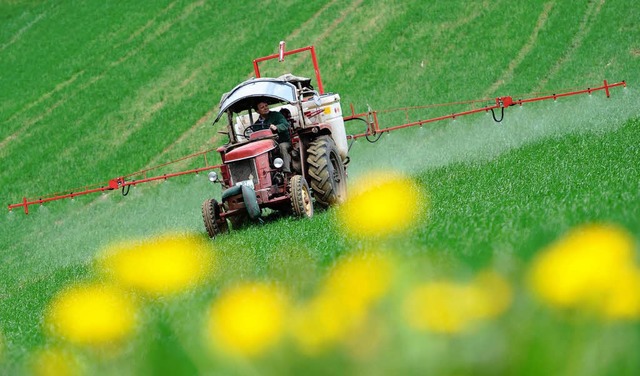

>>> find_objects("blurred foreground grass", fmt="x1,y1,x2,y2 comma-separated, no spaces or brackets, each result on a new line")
5,153,639,375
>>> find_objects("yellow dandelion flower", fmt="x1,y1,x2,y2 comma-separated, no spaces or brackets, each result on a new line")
338,171,426,237
30,348,82,376
528,223,640,319
289,294,353,354
472,270,513,319
45,283,137,346
323,251,395,313
290,252,395,353
99,233,214,297
403,282,476,333
602,268,640,319
207,282,287,357
403,271,512,334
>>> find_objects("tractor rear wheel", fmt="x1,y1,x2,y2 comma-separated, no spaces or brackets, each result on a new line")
202,198,228,238
307,135,347,208
290,175,313,218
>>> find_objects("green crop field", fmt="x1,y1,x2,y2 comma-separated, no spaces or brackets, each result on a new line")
1,0,639,374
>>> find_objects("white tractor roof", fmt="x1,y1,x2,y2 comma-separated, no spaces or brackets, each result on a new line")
214,78,298,123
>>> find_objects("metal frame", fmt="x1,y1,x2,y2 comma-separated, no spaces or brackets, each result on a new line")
253,45,325,95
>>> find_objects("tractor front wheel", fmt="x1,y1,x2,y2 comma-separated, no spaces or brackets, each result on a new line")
290,175,313,218
202,198,228,238
307,136,347,208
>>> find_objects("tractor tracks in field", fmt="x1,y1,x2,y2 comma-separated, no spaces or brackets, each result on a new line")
285,0,339,42
312,0,365,47
0,70,84,153
482,2,554,98
106,1,205,70
0,10,50,152
1,1,205,154
142,107,219,172
437,1,490,43
81,0,206,151
277,0,364,72
0,11,46,53
482,0,605,96
532,0,606,92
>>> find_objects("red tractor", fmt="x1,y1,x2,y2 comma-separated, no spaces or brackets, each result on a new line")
202,48,349,237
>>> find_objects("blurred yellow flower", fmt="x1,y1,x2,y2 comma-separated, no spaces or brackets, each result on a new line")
528,224,640,319
45,284,137,346
207,282,287,357
30,347,82,376
403,271,512,334
99,233,214,297
404,282,473,333
338,171,426,237
289,294,352,354
290,252,394,353
473,270,513,319
323,251,395,315
604,268,640,318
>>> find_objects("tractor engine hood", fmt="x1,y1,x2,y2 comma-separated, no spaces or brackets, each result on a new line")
224,139,276,163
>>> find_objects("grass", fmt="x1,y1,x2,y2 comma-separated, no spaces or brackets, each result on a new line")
1,0,640,374
417,116,640,262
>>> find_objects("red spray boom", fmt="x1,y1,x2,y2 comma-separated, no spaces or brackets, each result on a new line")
7,78,627,214
344,80,626,140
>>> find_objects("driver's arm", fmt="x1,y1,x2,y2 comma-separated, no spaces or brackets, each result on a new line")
270,112,290,134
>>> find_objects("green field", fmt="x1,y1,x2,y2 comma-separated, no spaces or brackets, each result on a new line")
1,0,640,374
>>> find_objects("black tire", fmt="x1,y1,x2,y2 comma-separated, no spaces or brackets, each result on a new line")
290,175,313,218
241,185,261,220
202,198,228,238
306,135,347,207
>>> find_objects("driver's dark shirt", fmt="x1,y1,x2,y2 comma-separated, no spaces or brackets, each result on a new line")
254,111,291,143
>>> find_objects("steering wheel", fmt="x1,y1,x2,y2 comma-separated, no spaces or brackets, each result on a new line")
243,124,265,139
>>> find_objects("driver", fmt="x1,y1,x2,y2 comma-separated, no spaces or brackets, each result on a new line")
253,101,292,173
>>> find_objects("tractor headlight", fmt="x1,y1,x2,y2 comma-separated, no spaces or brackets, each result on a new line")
208,171,218,182
273,158,284,169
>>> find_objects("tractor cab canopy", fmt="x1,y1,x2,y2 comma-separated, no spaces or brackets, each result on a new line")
214,78,298,123
276,73,314,93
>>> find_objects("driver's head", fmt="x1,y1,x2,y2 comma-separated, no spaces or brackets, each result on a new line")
256,101,270,116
